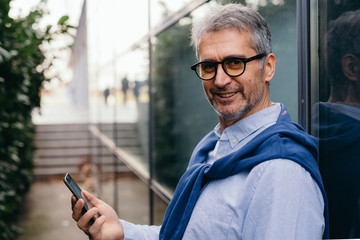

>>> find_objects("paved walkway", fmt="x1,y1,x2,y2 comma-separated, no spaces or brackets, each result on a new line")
18,175,150,240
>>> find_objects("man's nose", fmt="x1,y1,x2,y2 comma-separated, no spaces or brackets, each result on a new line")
214,64,232,88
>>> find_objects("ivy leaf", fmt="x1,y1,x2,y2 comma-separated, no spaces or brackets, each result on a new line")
57,15,69,25
0,47,11,61
66,24,77,29
45,24,52,34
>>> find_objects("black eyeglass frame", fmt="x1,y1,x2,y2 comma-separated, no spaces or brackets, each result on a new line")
190,53,267,80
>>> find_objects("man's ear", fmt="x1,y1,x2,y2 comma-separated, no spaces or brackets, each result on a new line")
342,54,360,81
264,53,276,83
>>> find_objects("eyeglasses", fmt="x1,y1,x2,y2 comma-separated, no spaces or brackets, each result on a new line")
190,53,267,80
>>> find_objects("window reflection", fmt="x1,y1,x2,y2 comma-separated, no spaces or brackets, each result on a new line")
115,46,150,166
151,19,216,189
150,0,193,28
313,4,360,238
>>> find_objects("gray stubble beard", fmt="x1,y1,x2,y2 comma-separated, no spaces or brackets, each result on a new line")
209,86,265,122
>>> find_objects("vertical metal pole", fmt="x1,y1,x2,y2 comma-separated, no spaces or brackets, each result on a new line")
96,47,103,197
112,0,119,214
113,123,119,213
148,0,155,225
297,0,311,131
97,121,103,197
90,0,103,198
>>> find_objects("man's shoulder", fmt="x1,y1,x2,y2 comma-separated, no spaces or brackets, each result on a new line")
254,158,308,170
251,159,320,188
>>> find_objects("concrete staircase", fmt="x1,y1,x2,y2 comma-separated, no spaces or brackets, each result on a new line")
33,123,142,179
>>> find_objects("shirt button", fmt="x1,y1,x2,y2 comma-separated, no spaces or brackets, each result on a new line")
216,154,222,159
232,139,236,144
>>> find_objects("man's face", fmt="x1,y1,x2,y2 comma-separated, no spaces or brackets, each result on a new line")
198,28,273,129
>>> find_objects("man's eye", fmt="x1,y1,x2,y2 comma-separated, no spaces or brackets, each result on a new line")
225,59,244,69
226,59,242,66
201,63,215,72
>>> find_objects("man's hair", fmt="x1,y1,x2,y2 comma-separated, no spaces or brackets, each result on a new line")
191,3,272,59
326,9,360,86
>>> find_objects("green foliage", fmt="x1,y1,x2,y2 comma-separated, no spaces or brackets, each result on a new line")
0,1,74,239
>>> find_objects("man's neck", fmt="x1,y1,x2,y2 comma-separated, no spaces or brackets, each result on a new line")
219,100,273,132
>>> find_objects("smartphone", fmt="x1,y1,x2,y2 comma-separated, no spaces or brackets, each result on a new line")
63,173,96,224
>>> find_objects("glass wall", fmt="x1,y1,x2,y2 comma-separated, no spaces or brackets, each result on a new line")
85,0,151,220
151,19,217,190
311,0,360,238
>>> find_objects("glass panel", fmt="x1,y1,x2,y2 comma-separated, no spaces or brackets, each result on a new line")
86,0,150,198
151,16,218,190
263,0,298,121
152,191,168,225
221,0,298,120
114,45,150,169
150,0,194,29
312,1,360,238
87,0,148,126
102,174,150,223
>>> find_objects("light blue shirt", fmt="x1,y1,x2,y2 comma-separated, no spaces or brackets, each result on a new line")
121,103,325,239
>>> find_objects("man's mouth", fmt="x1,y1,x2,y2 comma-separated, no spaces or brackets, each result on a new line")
216,92,237,98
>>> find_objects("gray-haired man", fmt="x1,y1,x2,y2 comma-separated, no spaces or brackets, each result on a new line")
71,4,328,239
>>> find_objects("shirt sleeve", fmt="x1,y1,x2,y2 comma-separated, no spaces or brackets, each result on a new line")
242,159,325,240
120,219,161,240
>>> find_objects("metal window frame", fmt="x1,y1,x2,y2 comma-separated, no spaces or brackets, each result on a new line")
297,0,311,131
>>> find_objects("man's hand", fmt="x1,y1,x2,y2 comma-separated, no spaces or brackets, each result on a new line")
71,190,124,240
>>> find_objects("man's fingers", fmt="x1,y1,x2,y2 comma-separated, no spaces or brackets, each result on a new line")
89,215,106,237
82,190,101,207
71,195,77,210
72,198,85,221
77,207,99,231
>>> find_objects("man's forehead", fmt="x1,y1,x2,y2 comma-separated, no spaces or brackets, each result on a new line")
197,29,255,60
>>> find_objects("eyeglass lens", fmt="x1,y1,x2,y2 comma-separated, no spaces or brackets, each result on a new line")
196,58,245,80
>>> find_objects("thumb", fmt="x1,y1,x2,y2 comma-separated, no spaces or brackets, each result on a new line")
82,190,100,207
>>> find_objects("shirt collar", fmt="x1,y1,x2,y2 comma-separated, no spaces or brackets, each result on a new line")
212,103,281,148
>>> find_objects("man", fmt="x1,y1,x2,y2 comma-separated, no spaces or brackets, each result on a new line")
313,9,360,238
72,4,328,239
121,75,129,104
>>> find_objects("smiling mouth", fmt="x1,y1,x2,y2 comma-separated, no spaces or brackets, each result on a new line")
216,92,237,98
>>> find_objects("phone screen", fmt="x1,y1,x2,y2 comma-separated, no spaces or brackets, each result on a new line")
64,173,90,209
64,173,95,224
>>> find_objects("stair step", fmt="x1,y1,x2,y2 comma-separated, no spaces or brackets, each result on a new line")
35,123,136,132
35,131,138,141
35,147,142,158
35,124,89,132
34,156,128,167
34,165,130,177
34,138,140,149
33,123,142,179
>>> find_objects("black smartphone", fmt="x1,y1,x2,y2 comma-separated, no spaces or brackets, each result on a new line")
63,173,96,224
